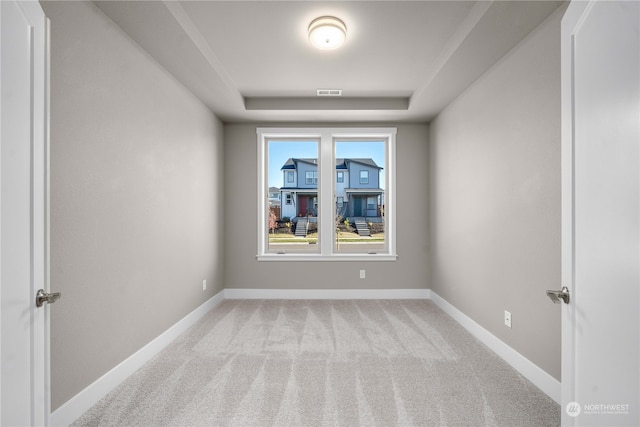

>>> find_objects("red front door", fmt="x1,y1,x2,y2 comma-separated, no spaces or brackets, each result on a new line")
298,196,307,216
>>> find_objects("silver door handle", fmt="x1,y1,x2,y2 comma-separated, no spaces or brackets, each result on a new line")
546,286,570,304
36,289,61,307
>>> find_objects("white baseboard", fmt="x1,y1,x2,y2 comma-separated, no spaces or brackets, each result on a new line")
50,290,225,427
224,288,431,300
429,291,561,404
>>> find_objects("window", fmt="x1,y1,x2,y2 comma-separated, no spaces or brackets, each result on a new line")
305,171,318,185
367,196,376,210
335,140,386,254
258,128,396,260
266,140,319,253
287,171,294,183
360,170,369,184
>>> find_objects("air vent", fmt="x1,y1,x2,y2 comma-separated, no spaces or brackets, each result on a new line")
317,89,342,97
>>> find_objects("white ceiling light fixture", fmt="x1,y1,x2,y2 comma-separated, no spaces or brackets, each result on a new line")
308,16,347,50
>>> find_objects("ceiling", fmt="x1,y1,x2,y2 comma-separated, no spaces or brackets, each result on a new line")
94,1,564,123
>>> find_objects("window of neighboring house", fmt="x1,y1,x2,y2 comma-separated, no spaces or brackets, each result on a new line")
287,171,294,183
306,171,318,185
258,128,396,261
367,196,376,210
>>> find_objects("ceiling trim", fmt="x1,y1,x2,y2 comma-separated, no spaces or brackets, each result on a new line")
245,97,409,111
94,0,565,123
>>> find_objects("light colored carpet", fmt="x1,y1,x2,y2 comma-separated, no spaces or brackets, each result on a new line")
72,299,559,426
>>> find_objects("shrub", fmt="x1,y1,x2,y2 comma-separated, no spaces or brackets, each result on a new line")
268,210,277,233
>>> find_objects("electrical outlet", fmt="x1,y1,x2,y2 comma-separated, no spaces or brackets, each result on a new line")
202,280,207,291
504,310,512,328
360,269,366,279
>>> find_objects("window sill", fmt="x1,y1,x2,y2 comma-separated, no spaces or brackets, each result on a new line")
256,253,398,262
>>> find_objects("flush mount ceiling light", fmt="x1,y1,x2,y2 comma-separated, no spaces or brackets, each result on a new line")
308,16,347,50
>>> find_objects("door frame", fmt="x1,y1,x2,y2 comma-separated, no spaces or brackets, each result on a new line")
561,0,640,425
560,2,588,421
0,0,50,424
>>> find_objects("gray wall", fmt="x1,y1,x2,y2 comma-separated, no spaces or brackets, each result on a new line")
224,124,429,290
429,7,564,380
42,1,225,410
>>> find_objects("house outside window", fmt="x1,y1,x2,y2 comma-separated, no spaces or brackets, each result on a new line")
360,170,369,184
287,171,294,183
337,171,344,183
285,194,292,205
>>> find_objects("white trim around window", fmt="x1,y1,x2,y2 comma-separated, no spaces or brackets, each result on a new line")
257,127,397,261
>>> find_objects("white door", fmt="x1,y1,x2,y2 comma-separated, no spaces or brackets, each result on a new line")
0,1,50,425
561,1,639,426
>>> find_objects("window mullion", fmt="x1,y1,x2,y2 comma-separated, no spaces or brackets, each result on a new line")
387,132,397,256
319,132,333,256
258,133,268,255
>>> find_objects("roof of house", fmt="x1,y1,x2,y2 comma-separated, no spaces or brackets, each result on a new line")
281,158,318,170
281,158,381,170
339,158,382,170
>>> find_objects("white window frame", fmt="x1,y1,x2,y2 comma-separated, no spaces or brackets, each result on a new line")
257,127,397,261
287,171,294,183
337,171,344,183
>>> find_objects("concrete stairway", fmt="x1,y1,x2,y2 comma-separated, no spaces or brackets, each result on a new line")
354,220,370,236
295,218,308,237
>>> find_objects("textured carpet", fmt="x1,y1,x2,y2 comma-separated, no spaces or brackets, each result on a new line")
72,299,559,426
